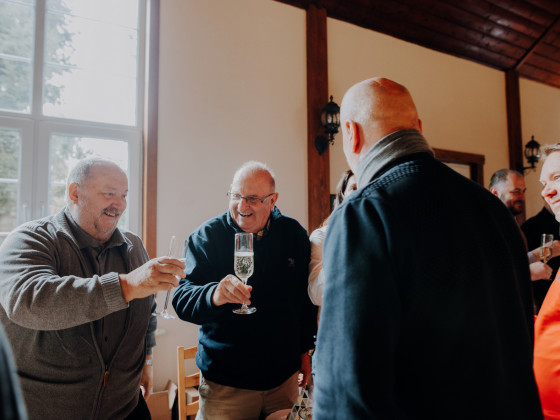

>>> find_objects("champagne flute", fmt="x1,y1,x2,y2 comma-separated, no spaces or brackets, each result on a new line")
152,235,185,319
233,232,256,315
541,233,554,264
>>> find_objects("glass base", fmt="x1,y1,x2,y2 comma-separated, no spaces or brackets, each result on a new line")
233,305,257,315
152,310,176,319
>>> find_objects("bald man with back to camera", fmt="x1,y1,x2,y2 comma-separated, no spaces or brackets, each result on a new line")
313,77,542,419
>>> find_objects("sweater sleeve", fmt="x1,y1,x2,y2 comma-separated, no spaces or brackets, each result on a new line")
296,225,317,353
314,202,399,418
308,226,327,306
172,231,229,325
0,224,129,331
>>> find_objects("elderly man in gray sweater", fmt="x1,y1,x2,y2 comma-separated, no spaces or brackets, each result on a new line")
0,158,184,420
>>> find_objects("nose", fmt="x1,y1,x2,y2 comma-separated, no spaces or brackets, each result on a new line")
238,198,251,213
114,195,127,211
542,183,556,201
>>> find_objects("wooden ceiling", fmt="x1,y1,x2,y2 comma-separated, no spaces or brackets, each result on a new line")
275,0,560,89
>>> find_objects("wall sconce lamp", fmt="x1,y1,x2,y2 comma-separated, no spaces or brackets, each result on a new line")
521,135,541,173
315,95,340,155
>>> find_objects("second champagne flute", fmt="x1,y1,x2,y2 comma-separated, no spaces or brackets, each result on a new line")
233,232,256,315
541,233,554,264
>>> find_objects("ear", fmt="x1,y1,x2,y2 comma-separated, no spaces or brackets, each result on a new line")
68,183,79,204
489,186,499,197
348,120,362,154
418,118,423,133
269,192,279,209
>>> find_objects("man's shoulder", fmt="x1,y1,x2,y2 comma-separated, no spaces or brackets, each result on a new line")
196,211,229,231
272,209,307,235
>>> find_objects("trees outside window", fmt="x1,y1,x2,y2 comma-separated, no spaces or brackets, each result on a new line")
0,0,146,244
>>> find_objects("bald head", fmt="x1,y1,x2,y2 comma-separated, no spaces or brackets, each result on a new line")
231,161,275,191
340,77,421,170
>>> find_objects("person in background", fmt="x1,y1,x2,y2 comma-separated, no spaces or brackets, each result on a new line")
533,143,560,419
522,202,560,312
489,168,560,311
172,161,317,420
0,322,27,420
313,77,542,419
0,158,185,420
308,169,357,307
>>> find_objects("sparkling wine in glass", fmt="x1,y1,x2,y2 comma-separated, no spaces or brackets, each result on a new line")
541,233,554,264
233,232,256,315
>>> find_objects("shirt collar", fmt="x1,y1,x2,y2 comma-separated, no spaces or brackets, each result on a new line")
254,217,271,240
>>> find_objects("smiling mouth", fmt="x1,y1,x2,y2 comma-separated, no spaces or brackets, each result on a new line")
239,212,253,218
103,209,121,218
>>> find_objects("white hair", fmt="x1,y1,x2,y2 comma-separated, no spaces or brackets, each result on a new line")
232,161,276,191
65,158,123,204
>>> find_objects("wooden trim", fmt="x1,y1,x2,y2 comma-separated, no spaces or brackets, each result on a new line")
143,0,160,258
505,70,524,175
306,5,330,233
433,148,485,186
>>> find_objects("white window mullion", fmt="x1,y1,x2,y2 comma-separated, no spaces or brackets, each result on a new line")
34,121,50,220
32,0,46,118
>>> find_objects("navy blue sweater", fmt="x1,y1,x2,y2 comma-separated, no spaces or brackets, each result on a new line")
172,208,317,390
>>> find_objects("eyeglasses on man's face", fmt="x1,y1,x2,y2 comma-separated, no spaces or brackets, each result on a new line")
227,192,274,206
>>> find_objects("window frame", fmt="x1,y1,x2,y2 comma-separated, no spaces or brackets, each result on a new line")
0,0,150,238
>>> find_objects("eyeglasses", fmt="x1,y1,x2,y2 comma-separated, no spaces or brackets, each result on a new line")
227,192,275,206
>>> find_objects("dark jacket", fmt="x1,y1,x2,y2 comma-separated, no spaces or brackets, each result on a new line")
314,149,542,419
0,209,153,420
172,207,317,390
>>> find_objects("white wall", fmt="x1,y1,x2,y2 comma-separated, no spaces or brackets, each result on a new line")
520,78,560,219
155,0,307,391
154,0,560,391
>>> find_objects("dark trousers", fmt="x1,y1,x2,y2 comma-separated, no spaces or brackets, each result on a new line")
124,391,152,420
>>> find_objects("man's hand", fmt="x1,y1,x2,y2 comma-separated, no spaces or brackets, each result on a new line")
211,274,252,306
530,261,553,281
298,352,312,387
530,240,560,262
119,257,186,302
140,360,153,400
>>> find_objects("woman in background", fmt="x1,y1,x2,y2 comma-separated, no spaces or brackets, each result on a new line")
308,169,357,307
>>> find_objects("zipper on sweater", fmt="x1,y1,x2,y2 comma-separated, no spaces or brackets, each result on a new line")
104,365,109,387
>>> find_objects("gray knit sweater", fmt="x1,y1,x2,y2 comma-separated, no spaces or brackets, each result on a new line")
0,209,155,419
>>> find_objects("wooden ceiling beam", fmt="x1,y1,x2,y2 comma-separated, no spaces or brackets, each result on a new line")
514,14,560,70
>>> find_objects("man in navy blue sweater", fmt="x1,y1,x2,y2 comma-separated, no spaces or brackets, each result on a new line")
313,78,542,419
173,161,316,419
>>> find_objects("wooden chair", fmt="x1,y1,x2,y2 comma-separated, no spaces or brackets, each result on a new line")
177,346,200,420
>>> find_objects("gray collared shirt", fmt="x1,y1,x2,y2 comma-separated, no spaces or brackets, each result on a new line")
64,209,129,363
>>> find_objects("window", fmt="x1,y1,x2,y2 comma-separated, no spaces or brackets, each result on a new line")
0,0,146,244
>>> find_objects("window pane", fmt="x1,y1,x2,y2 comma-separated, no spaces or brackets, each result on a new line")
0,0,35,113
43,0,140,125
49,134,129,228
0,128,21,245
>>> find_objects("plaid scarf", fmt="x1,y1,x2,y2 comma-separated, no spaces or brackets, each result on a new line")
254,217,271,240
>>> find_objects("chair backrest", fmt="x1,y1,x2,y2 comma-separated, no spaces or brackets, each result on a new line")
177,346,200,419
